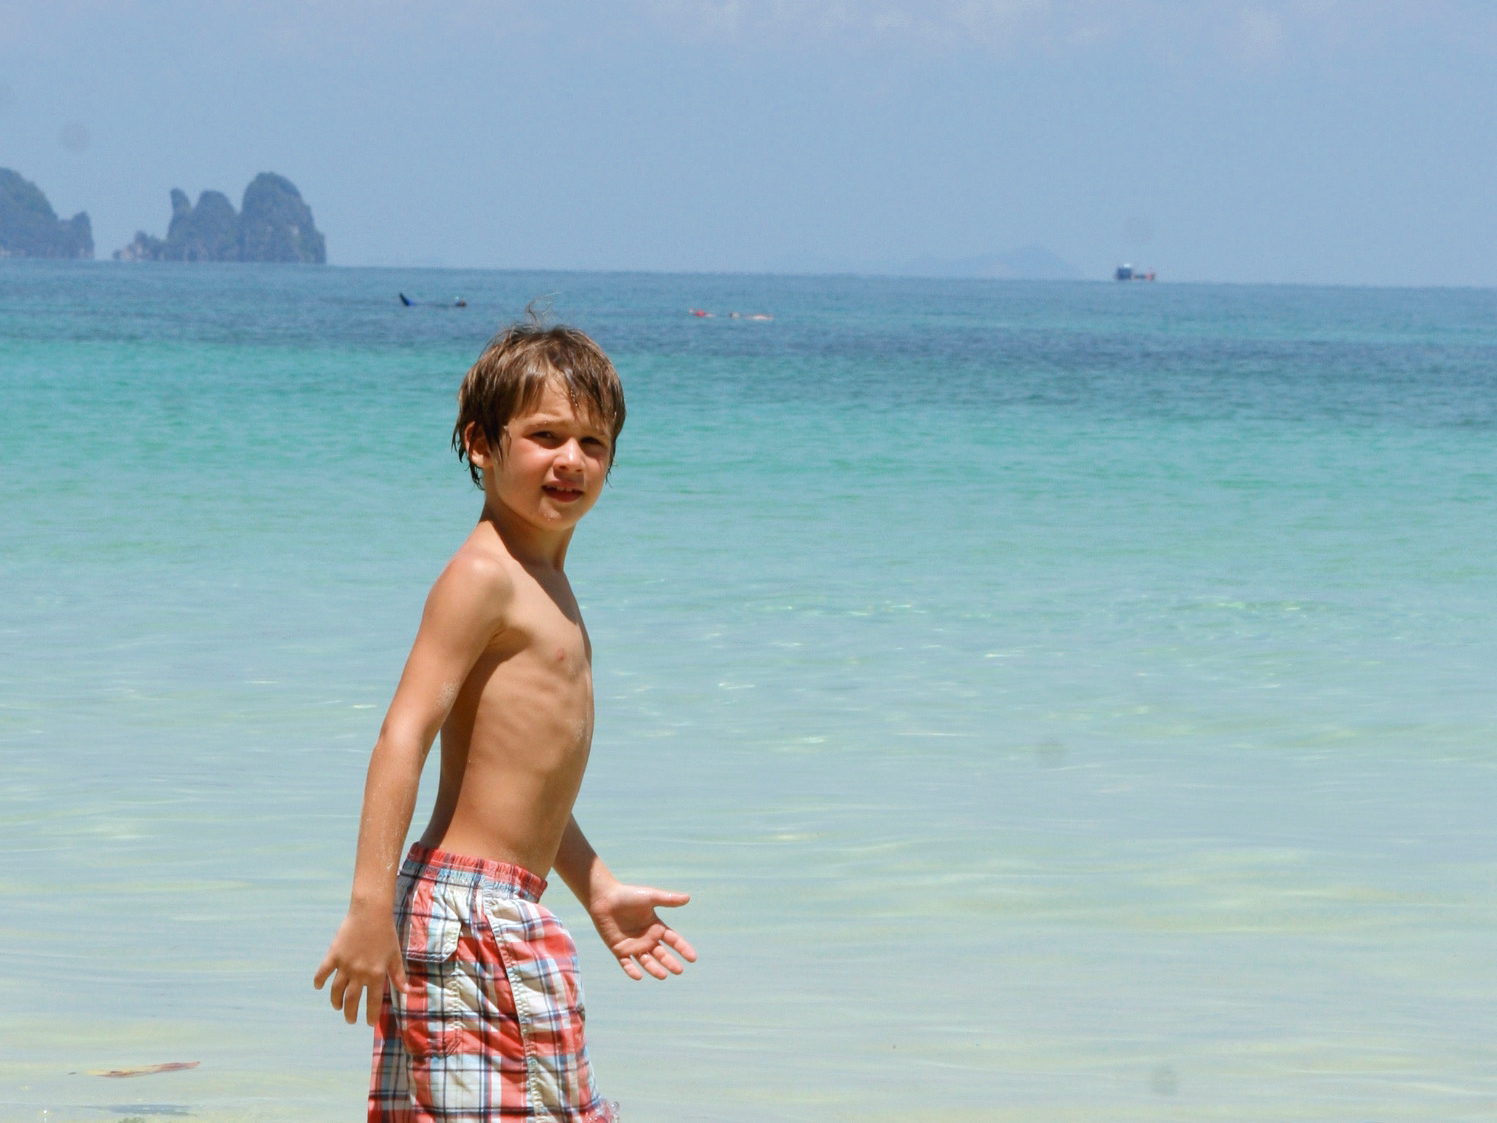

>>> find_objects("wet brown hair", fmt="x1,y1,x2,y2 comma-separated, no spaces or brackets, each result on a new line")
452,317,626,487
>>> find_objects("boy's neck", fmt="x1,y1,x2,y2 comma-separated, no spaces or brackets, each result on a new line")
481,500,573,570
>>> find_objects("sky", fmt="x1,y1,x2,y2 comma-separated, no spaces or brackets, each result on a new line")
1,0,1494,284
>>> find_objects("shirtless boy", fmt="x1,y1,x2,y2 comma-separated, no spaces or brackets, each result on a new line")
315,321,694,1122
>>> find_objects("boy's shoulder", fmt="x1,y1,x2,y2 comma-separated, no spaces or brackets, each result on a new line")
424,527,521,628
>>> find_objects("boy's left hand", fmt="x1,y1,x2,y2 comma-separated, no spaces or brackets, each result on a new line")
588,882,697,980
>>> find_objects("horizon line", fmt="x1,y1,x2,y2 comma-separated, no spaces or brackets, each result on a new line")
6,258,1496,293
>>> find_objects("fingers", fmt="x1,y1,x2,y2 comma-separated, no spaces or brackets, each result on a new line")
366,982,384,1027
661,928,698,963
654,946,686,975
649,889,691,909
322,964,394,1025
390,956,408,992
636,950,671,980
328,970,348,1012
313,956,334,990
619,933,693,979
342,978,364,1024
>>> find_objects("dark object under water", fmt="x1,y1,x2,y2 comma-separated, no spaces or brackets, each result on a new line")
399,292,466,307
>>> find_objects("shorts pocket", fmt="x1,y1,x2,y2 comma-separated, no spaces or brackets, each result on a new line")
402,884,464,963
395,885,476,1068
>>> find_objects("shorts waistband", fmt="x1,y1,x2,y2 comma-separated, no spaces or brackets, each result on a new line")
401,843,547,903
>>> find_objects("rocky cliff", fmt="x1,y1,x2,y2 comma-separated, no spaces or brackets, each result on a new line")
115,173,326,263
0,168,94,258
239,174,326,263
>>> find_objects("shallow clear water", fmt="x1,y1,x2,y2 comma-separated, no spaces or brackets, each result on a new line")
2,262,1496,1121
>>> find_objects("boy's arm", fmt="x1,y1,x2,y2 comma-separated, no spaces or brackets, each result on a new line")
554,816,697,980
313,552,514,1024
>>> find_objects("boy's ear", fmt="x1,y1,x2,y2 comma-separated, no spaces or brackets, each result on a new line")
465,422,496,469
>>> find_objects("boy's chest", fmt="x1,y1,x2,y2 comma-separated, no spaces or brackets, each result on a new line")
501,588,592,681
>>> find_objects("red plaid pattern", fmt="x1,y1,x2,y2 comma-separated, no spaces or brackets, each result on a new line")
369,845,618,1122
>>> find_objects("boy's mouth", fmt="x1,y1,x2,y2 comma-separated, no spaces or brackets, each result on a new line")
543,484,585,502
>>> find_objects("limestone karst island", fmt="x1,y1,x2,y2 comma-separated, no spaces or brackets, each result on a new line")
0,168,325,262
117,173,325,263
0,169,94,258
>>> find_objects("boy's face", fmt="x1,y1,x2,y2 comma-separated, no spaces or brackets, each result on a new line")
486,376,612,532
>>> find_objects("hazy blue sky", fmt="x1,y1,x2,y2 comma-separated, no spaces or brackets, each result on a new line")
2,1,1494,284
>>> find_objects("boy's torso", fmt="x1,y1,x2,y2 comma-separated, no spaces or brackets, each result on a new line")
420,530,594,879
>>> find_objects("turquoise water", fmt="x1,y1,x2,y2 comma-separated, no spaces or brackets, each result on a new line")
3,262,1496,1121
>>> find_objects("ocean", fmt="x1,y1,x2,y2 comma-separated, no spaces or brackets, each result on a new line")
2,262,1495,1121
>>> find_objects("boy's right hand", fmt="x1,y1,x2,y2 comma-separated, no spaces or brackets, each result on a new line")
313,906,408,1026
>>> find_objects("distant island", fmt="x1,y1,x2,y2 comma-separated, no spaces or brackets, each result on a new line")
0,168,94,258
116,173,326,263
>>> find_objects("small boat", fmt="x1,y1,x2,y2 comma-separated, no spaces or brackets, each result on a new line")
1115,264,1156,282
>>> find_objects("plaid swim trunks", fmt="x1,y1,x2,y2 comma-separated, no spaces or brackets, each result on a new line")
369,844,618,1122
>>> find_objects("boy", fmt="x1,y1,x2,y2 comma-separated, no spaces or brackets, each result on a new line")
315,321,695,1122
